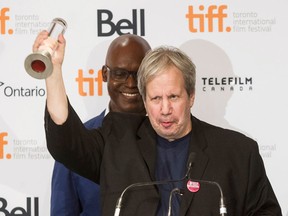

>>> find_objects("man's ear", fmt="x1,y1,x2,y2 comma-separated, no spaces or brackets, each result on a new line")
189,91,196,108
102,65,108,82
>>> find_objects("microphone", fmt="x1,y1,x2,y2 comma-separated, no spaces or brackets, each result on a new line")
167,188,184,216
186,178,227,216
113,152,196,216
186,153,226,215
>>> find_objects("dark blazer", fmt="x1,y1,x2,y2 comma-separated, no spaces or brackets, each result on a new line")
45,103,281,216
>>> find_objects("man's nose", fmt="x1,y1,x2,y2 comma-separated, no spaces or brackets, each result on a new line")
125,74,137,87
161,99,172,115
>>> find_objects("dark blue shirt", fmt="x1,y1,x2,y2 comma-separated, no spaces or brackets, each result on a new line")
156,132,191,216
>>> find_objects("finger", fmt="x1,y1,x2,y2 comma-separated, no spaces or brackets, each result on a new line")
32,30,49,52
56,34,66,52
57,34,66,45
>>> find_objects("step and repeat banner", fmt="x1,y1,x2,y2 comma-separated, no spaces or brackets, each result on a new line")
1,0,287,215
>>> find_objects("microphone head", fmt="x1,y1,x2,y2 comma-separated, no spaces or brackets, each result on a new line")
187,152,196,169
185,152,196,179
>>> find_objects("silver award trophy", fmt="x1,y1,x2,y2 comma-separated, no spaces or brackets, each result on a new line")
24,18,67,79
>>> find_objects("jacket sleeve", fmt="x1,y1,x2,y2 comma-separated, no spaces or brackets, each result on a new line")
49,110,105,216
245,142,282,215
45,100,105,183
50,161,81,216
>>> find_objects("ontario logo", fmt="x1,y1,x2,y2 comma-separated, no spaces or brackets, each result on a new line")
0,81,45,97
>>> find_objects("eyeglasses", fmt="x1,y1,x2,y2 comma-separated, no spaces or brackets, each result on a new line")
105,65,138,82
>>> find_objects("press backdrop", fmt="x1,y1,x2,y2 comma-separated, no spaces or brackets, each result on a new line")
0,0,287,215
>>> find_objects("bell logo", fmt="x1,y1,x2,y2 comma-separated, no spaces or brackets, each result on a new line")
0,132,11,159
76,69,103,96
186,5,231,32
0,7,13,35
97,9,145,36
0,197,39,216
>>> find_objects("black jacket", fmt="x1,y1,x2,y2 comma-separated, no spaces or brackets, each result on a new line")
45,102,281,216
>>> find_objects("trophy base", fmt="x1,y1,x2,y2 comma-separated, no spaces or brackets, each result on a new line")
24,50,53,79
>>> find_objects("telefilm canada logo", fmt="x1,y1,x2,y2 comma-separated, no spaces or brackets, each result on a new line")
200,76,253,92
0,81,45,97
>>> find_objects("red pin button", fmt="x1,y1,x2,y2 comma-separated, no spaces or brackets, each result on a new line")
187,180,200,193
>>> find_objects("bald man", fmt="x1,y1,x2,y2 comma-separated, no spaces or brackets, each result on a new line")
50,34,151,216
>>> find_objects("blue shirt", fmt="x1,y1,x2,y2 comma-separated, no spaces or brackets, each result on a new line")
156,132,191,216
50,110,106,216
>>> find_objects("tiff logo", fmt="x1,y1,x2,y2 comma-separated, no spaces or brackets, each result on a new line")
0,132,11,159
0,7,13,35
76,69,103,96
186,5,231,32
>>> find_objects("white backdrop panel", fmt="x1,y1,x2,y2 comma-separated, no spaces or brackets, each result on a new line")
0,0,287,215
